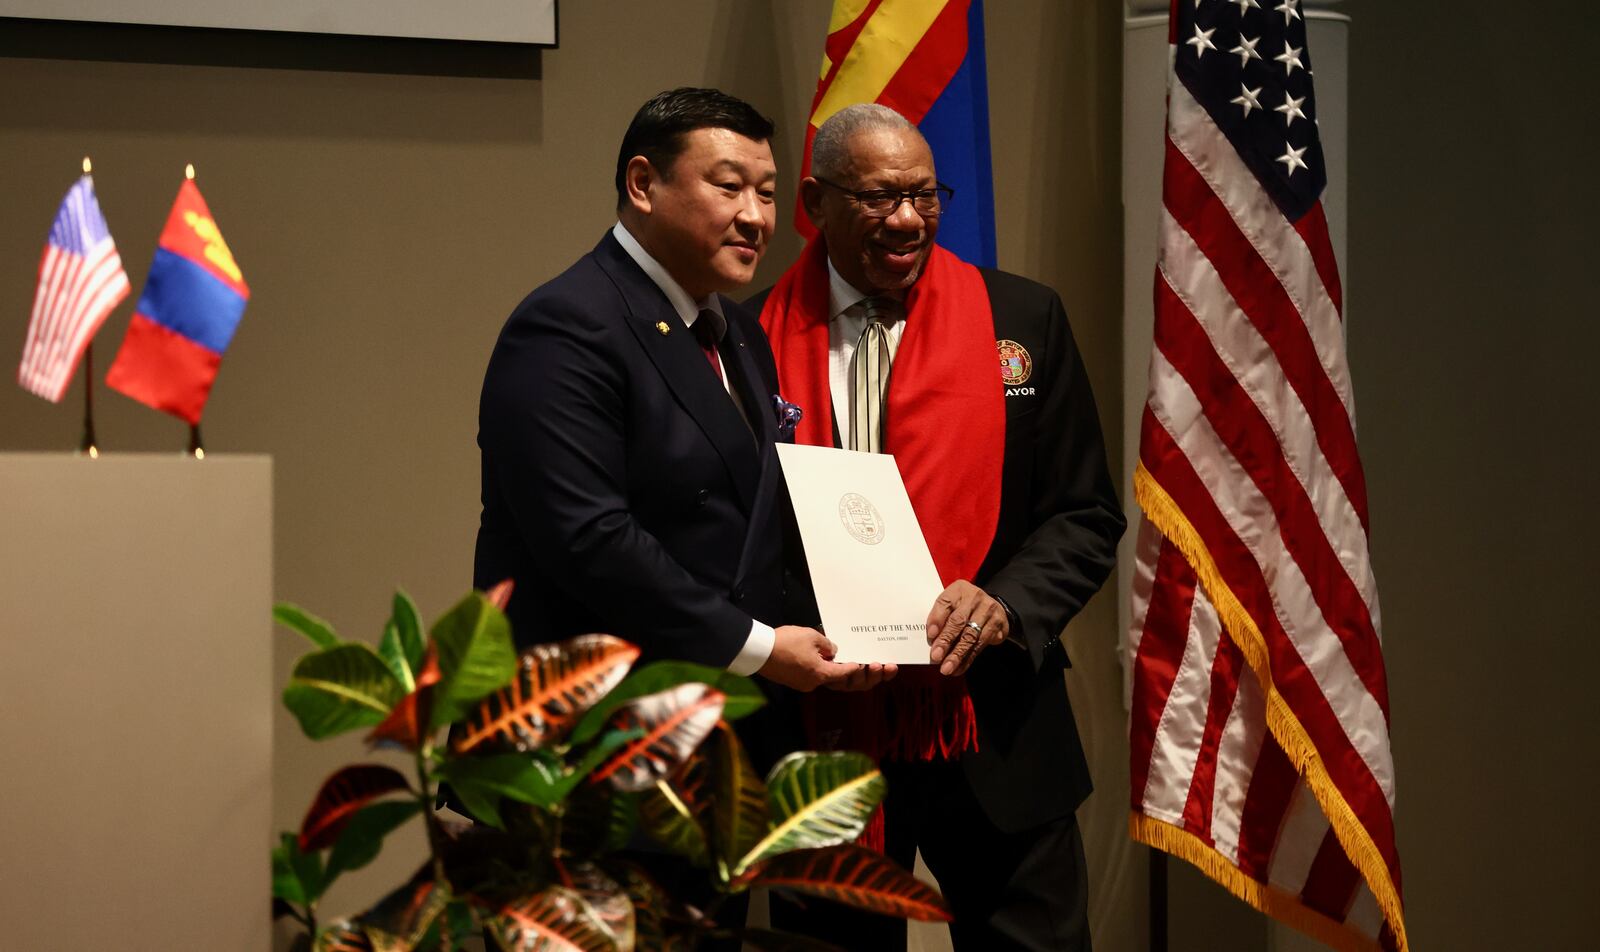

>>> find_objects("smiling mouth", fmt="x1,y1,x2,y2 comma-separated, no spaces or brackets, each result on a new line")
873,243,924,270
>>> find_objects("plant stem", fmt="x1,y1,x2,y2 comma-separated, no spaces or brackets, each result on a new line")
416,739,454,950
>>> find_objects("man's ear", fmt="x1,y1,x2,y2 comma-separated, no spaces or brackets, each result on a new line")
623,155,655,216
799,177,827,230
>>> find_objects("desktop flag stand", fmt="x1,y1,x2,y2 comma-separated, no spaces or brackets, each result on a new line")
15,158,131,456
105,165,250,455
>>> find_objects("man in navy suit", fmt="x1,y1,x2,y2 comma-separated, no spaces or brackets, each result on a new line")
475,89,867,770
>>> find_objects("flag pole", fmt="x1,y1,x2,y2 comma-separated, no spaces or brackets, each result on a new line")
1149,848,1167,952
79,157,100,459
80,343,98,458
181,162,206,460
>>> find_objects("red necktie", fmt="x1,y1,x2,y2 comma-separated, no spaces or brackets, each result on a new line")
694,310,723,384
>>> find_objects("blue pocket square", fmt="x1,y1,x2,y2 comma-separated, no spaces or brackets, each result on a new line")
771,394,803,442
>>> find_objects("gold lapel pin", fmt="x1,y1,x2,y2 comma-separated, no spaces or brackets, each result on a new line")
655,321,671,336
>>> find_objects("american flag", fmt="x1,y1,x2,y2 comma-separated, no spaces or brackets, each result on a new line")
17,175,130,403
1127,2,1407,950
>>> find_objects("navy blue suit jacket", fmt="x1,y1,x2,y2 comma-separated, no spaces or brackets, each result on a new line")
475,232,796,764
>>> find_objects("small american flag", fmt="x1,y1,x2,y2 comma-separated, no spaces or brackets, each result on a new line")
17,175,130,402
1128,2,1407,950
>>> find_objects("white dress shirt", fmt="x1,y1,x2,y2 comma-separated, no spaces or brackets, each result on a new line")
611,222,774,676
826,259,907,445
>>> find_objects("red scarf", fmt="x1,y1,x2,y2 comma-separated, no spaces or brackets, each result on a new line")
760,238,1004,778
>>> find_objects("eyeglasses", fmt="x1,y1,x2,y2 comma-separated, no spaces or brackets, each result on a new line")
813,176,954,218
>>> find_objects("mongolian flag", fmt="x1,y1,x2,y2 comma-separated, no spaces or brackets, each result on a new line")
799,0,996,266
106,178,249,425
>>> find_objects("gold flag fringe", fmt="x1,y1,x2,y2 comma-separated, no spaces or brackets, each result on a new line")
1134,462,1409,952
1131,813,1380,952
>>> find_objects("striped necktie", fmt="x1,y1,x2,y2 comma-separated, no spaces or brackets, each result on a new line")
849,296,901,453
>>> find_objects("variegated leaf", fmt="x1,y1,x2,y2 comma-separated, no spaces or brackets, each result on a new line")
484,578,515,611
358,864,449,947
284,644,406,740
610,863,676,951
454,635,640,753
587,683,725,792
745,844,952,921
298,765,410,851
732,752,884,877
638,756,711,866
487,885,616,952
313,923,372,952
560,786,638,857
708,722,768,881
367,647,442,751
568,862,636,951
429,592,519,728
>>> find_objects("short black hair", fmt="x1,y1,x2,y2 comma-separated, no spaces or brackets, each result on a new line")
614,87,775,206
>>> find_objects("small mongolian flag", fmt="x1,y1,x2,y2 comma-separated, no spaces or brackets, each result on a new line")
17,174,131,402
106,175,249,425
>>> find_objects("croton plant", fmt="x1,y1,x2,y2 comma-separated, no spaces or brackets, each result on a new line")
271,585,950,950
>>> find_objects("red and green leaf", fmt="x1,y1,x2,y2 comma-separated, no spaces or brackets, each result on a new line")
429,592,519,729
587,683,726,792
744,844,952,921
708,722,768,881
367,648,441,751
299,764,411,851
570,661,766,745
638,755,711,866
568,862,636,951
732,753,884,877
453,635,639,754
357,864,449,949
485,885,614,952
484,578,515,611
284,644,407,740
324,800,424,883
312,923,372,952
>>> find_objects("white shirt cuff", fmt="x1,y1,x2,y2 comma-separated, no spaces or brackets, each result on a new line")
727,619,776,676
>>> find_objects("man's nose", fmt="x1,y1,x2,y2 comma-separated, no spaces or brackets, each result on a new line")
735,189,765,226
883,198,925,230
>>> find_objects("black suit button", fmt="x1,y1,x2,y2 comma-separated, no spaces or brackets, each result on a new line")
732,586,746,602
695,489,710,507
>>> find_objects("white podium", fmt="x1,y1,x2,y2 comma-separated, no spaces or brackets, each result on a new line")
0,454,273,950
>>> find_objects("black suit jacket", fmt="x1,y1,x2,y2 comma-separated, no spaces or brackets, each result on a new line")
752,267,1125,833
475,231,799,766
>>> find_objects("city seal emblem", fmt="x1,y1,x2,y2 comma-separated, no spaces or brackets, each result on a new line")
837,492,886,545
997,339,1032,386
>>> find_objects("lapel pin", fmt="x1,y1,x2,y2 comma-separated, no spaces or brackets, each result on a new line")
655,321,671,336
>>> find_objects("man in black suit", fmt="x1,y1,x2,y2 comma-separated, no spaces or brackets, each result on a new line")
474,89,863,772
756,104,1126,951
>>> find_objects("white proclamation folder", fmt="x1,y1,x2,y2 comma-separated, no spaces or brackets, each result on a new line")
775,443,943,665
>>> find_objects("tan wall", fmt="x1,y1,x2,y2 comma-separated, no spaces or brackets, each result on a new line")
0,3,1133,948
